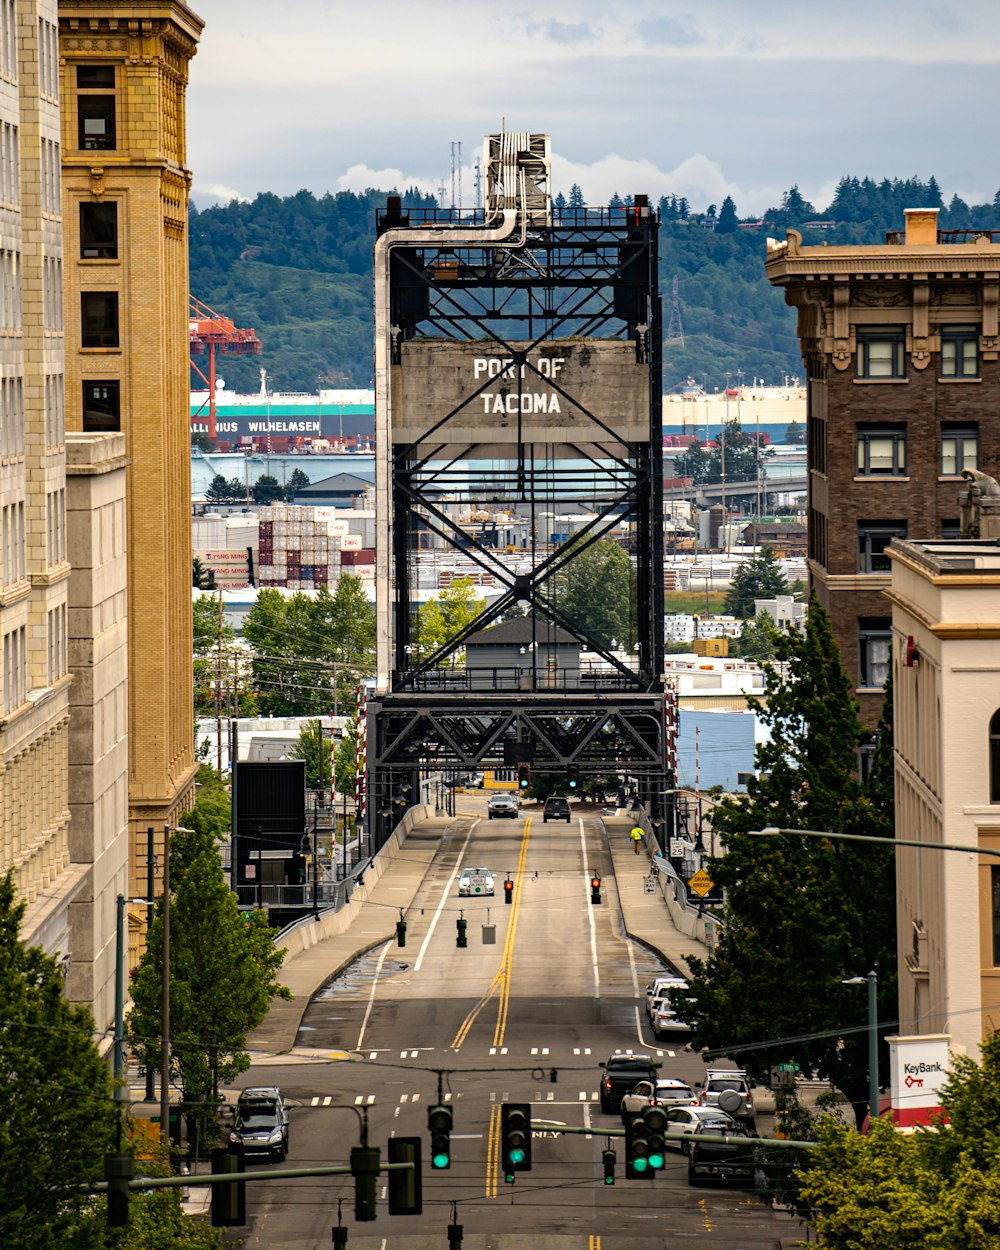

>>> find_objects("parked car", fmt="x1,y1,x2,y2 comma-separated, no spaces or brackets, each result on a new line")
598,1053,659,1113
662,1105,739,1150
458,866,495,896
230,1087,289,1161
688,1119,754,1185
487,794,519,819
697,1068,756,1130
620,1077,698,1121
543,795,571,823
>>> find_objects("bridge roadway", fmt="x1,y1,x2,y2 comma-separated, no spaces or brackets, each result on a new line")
200,799,802,1249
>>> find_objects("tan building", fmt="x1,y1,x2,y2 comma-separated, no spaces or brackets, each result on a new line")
0,0,129,1034
888,537,1000,1058
765,209,1000,726
59,0,203,890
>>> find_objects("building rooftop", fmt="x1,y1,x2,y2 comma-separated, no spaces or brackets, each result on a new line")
890,538,1000,577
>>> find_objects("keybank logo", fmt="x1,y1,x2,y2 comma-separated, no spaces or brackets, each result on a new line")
903,1061,944,1075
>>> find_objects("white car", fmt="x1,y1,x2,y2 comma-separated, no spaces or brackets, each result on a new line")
458,866,494,896
620,1078,699,1120
487,794,519,819
646,975,688,1020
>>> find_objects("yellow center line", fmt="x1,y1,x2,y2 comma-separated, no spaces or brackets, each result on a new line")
485,1101,501,1198
449,817,532,1051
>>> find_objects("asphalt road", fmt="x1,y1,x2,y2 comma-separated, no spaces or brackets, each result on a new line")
225,806,798,1249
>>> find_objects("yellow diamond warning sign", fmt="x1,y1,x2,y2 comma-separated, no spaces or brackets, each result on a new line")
687,868,715,897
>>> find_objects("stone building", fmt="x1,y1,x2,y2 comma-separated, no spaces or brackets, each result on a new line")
887,536,1000,1058
0,1,129,1033
59,0,203,891
765,208,1000,725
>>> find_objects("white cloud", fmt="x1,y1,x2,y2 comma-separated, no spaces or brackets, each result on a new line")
336,164,441,198
194,182,250,206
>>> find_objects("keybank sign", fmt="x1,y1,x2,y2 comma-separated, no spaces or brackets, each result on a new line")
888,1034,951,1122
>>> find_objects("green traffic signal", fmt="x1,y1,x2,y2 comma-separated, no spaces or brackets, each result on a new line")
642,1105,668,1169
602,1148,616,1184
428,1104,453,1169
500,1103,532,1174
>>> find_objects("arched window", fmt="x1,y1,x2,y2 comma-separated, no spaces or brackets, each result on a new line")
990,710,1000,803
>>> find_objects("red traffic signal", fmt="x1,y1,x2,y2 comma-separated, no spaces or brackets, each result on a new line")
504,878,514,904
591,875,602,904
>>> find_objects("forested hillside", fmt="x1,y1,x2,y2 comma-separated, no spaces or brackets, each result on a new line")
188,175,1000,395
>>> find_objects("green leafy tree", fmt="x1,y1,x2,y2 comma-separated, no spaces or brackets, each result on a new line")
185,764,231,839
205,473,233,503
723,545,789,618
795,1033,1000,1247
732,609,779,662
284,467,310,499
289,719,334,790
415,577,485,664
556,537,634,650
192,594,234,718
192,558,215,590
191,431,214,453
0,874,118,1249
127,827,291,1136
674,599,896,1127
716,195,739,234
784,419,805,444
334,717,358,796
252,473,283,504
674,421,770,487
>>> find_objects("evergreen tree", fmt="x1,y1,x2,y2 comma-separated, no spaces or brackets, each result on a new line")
555,537,634,650
192,557,215,590
128,826,291,1129
0,875,117,1248
284,467,310,499
252,474,283,504
205,473,233,503
716,195,739,234
784,419,805,444
723,546,789,618
568,183,585,208
289,718,334,790
675,599,896,1127
733,609,778,663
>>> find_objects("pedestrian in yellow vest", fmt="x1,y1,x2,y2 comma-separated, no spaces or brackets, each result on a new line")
630,825,644,854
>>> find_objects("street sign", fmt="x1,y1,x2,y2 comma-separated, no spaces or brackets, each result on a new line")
669,839,686,857
776,1061,800,1073
687,868,714,897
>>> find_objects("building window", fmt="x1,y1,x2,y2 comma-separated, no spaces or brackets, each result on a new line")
807,415,827,474
857,425,906,475
941,424,978,475
808,507,828,566
80,201,117,259
941,518,962,539
993,867,1000,964
81,292,119,348
991,711,1000,804
2,623,25,713
940,325,979,378
856,326,905,378
77,94,115,150
858,521,907,573
858,618,891,689
83,381,120,431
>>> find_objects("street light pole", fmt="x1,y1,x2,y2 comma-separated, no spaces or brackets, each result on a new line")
843,970,879,1124
160,824,170,1146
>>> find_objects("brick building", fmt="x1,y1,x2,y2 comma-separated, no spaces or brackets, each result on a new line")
60,1,203,890
766,208,1000,724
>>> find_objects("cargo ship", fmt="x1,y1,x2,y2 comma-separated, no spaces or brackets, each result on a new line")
191,382,375,453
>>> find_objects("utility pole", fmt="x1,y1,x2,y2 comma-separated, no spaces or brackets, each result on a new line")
145,828,156,1101
160,824,171,1146
215,591,224,774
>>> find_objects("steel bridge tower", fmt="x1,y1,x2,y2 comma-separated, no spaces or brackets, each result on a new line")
368,132,671,849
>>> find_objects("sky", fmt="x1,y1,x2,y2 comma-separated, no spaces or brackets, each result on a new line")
187,0,1000,217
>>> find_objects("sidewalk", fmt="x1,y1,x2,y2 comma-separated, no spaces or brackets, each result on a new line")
246,806,713,1057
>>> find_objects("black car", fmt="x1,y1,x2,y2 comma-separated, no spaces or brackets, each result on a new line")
687,1118,754,1185
229,1086,289,1161
543,796,571,823
598,1053,659,1113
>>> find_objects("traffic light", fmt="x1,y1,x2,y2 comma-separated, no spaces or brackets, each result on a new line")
387,1136,422,1215
602,1147,616,1185
210,1147,246,1227
291,851,307,884
625,1112,652,1178
396,918,407,947
567,764,579,791
350,1144,380,1221
428,1103,453,1169
500,1103,532,1180
591,874,602,904
517,762,531,790
641,1105,668,1169
456,917,468,948
503,877,513,905
104,1152,133,1227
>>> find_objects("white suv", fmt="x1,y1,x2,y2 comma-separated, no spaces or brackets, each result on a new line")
487,794,518,819
697,1069,756,1130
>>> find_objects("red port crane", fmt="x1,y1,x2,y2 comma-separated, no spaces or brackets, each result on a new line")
189,295,262,445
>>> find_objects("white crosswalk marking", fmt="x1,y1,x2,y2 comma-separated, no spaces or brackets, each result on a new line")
546,1091,554,1101
366,1094,375,1105
411,1092,420,1102
444,1092,454,1102
323,1095,332,1106
578,1091,588,1100
573,1047,592,1056
400,1094,409,1103
354,1095,364,1105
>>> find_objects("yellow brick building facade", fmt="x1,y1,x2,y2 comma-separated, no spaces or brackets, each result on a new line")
59,1,202,890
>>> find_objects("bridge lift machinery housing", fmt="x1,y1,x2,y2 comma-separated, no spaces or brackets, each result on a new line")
367,132,673,849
